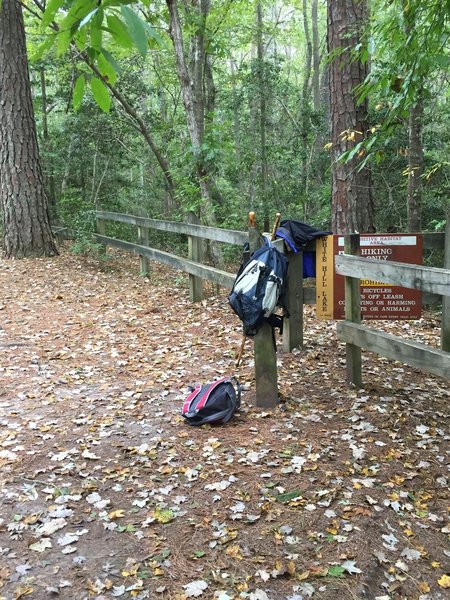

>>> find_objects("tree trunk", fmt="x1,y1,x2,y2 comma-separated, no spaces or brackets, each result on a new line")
300,0,313,211
256,2,269,231
166,0,224,266
312,0,321,111
165,2,219,217
402,0,423,233
40,66,56,217
328,0,374,234
0,0,58,258
406,99,423,232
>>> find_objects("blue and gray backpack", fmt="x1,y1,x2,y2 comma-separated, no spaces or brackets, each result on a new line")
228,240,288,336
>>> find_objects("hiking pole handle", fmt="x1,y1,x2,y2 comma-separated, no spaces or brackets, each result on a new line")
249,212,256,227
271,213,281,241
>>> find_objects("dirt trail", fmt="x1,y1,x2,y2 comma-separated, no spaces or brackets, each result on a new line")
0,248,449,600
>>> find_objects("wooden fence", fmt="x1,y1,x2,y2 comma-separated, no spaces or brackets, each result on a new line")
95,211,305,407
93,211,449,398
335,226,450,385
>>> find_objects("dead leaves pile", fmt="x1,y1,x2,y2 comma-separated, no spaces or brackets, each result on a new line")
0,248,449,600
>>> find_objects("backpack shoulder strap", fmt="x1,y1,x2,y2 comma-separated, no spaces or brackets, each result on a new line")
195,377,227,411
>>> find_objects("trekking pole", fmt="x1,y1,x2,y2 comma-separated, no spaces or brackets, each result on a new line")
271,212,281,241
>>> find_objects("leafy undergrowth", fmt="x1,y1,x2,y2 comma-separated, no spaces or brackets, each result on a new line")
0,246,449,600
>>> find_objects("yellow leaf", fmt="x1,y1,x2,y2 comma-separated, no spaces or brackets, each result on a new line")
153,568,164,576
298,570,310,581
13,587,33,599
23,514,40,525
121,566,138,577
353,482,362,489
225,544,242,559
438,575,450,588
403,528,415,537
153,507,174,524
418,582,430,593
390,475,405,485
104,579,113,590
108,509,125,520
431,561,441,569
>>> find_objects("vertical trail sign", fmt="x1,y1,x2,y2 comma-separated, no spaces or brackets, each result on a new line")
316,234,423,320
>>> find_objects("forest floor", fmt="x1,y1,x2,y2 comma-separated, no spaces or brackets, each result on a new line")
0,245,449,600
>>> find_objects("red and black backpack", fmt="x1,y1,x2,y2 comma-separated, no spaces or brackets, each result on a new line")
181,377,241,426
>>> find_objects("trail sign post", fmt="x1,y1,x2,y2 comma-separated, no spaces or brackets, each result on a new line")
317,234,423,320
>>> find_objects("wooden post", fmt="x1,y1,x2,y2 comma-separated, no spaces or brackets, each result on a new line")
283,249,304,351
442,218,450,352
96,217,106,237
96,217,107,254
344,234,362,387
187,211,203,302
249,214,279,408
138,226,150,277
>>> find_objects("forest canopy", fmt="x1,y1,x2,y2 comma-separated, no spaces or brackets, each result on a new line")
2,0,450,252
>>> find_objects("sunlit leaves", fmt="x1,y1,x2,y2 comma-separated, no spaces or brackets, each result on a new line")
41,0,65,28
73,74,85,112
120,5,148,56
90,76,111,112
106,14,134,48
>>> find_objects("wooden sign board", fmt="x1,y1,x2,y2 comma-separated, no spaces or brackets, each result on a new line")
316,234,423,320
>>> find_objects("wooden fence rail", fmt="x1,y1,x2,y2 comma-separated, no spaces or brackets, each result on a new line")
95,211,297,408
336,232,450,384
93,211,449,392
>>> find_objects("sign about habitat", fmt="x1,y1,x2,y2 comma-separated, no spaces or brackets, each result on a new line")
316,234,423,320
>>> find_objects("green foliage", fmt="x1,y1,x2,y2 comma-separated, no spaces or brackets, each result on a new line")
24,0,448,243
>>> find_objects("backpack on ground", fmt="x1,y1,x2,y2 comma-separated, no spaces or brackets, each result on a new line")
181,377,241,426
228,240,288,336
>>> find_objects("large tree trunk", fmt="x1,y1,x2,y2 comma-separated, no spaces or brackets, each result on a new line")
312,0,321,111
328,0,374,234
166,0,216,222
402,0,423,233
166,0,224,268
256,2,269,231
0,0,58,258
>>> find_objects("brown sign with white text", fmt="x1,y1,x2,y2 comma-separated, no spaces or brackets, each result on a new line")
316,234,423,320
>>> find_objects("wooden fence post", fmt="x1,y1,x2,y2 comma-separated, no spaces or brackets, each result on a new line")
137,225,150,277
283,250,304,351
96,217,107,254
187,212,203,302
96,217,106,237
344,234,362,387
248,215,279,408
442,218,450,352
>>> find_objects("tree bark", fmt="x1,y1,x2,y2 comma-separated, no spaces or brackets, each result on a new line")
166,0,219,225
312,0,321,110
406,99,423,232
402,0,423,233
256,2,269,231
0,0,58,258
328,0,374,234
39,66,57,218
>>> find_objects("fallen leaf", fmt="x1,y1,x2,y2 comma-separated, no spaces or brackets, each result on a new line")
183,580,209,597
438,574,450,589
